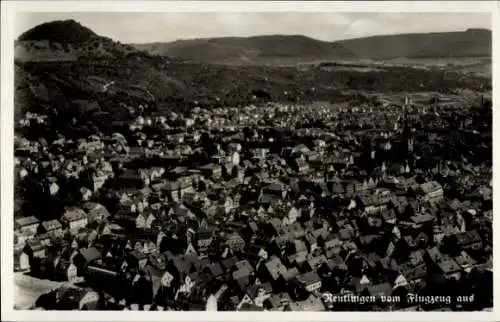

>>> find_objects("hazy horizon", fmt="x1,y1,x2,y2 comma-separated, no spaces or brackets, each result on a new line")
15,12,491,44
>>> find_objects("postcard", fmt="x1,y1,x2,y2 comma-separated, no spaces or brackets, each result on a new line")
1,1,498,321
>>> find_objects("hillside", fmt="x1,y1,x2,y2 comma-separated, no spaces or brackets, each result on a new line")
135,29,492,65
15,19,165,63
18,19,99,44
336,29,492,60
140,35,357,65
15,20,491,139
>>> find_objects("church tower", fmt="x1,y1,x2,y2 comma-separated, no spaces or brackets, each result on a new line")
401,96,415,167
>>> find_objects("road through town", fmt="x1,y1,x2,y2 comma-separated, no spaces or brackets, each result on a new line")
14,273,66,309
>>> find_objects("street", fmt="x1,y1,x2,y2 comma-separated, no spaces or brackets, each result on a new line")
14,272,67,309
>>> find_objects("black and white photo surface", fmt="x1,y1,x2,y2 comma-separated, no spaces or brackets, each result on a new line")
1,1,497,321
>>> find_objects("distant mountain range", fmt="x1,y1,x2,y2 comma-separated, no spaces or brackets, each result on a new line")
15,19,491,65
13,19,491,127
135,29,492,65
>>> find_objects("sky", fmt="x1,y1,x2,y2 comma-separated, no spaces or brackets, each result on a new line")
15,12,492,43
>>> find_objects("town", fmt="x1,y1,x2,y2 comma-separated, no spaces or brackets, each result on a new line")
14,90,493,311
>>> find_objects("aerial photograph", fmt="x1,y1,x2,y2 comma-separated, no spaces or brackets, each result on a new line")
11,10,492,312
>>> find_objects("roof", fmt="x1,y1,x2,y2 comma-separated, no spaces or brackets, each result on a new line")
204,262,224,277
281,267,300,281
87,264,119,278
238,303,265,311
87,204,111,219
455,230,482,245
426,247,445,263
264,257,287,280
15,216,39,227
420,181,443,194
62,208,87,222
265,183,285,192
366,283,393,298
288,294,325,312
324,237,342,249
221,256,239,270
454,251,477,267
438,259,462,275
296,271,321,285
296,158,309,168
232,266,252,281
293,239,308,254
307,255,327,270
79,247,102,263
326,256,348,271
56,287,90,309
410,214,435,224
235,260,254,274
128,249,147,261
267,292,292,309
172,256,193,275
42,219,62,231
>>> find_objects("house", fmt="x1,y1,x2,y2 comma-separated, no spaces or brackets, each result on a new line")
419,181,444,203
135,212,156,229
286,239,309,264
260,257,288,281
180,269,206,296
264,292,292,311
238,303,266,311
233,260,255,291
449,230,483,252
246,283,273,307
398,251,427,284
453,251,477,272
288,294,325,311
262,183,288,200
177,176,195,197
84,260,122,291
80,187,93,201
118,169,147,188
200,164,222,181
437,259,462,280
283,206,300,225
202,262,224,278
14,229,36,247
127,249,148,271
425,246,447,265
163,181,180,202
226,233,246,254
83,202,111,223
73,247,102,271
23,240,47,259
66,263,79,283
61,208,88,232
295,271,322,293
358,195,387,215
196,229,214,254
141,240,157,255
295,158,310,174
362,283,393,302
91,172,108,192
14,247,30,271
409,214,435,227
55,286,100,310
38,219,63,237
15,216,40,234
168,255,196,285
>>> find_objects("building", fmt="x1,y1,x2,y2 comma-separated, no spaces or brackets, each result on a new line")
15,216,40,234
61,208,88,232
